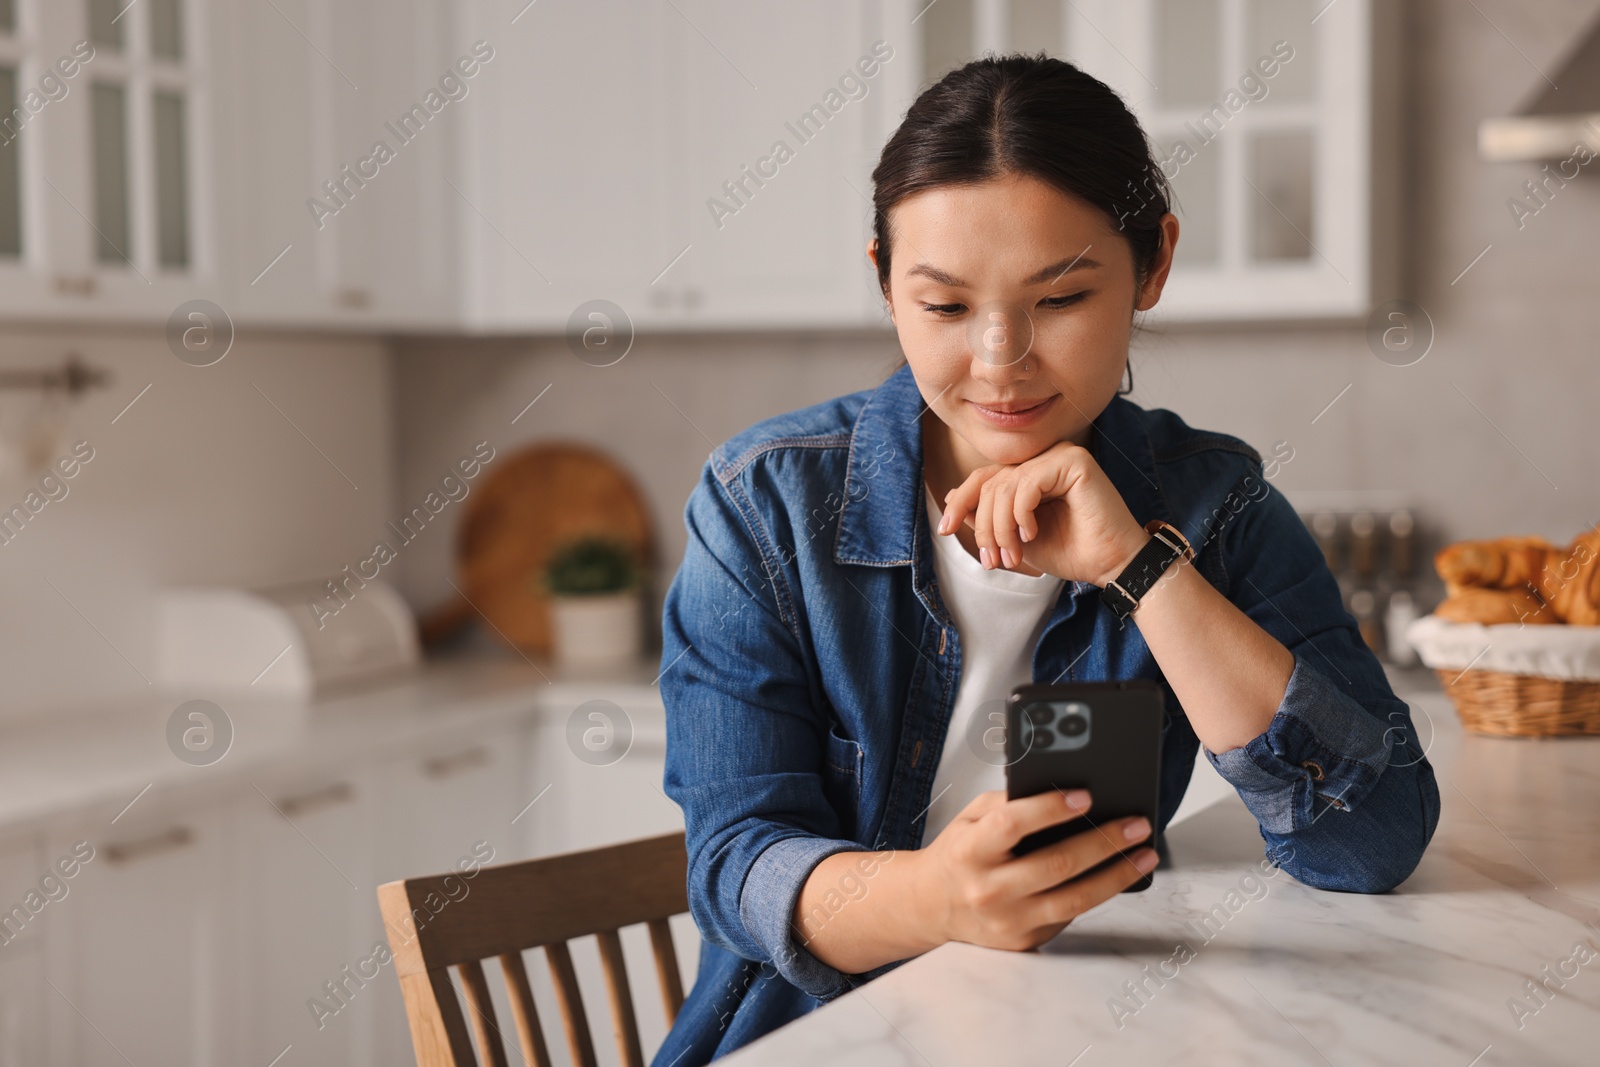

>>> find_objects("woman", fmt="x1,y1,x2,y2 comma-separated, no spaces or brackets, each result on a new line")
654,54,1438,1064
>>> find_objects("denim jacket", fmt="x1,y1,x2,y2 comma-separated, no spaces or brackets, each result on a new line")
654,363,1440,1065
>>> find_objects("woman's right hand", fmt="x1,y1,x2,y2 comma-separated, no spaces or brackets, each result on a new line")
918,788,1157,952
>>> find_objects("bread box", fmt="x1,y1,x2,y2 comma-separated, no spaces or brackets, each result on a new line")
159,579,420,699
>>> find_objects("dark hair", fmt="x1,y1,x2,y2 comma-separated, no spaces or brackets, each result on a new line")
871,52,1172,302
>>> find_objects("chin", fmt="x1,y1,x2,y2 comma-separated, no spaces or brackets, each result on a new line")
971,427,1057,466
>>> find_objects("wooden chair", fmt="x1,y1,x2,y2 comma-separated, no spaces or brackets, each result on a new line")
377,832,690,1067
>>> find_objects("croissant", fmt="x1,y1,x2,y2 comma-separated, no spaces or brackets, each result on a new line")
1434,536,1557,590
1434,586,1558,626
1535,528,1600,626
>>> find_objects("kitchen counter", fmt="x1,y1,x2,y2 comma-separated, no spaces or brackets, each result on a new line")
720,686,1600,1066
0,653,666,836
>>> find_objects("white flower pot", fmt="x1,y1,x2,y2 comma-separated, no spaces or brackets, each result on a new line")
549,589,642,668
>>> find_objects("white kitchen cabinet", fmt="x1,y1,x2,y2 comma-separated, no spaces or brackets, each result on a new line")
0,944,43,1067
227,762,382,1067
304,0,461,330
0,0,213,320
455,0,682,332
523,692,683,856
45,795,227,1067
215,0,463,329
663,1,889,330
888,0,1400,323
368,718,532,1067
458,0,891,333
0,833,44,1067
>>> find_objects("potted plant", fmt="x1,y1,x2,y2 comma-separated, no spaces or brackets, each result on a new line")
542,536,643,668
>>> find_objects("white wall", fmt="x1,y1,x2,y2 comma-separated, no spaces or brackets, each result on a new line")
0,325,393,719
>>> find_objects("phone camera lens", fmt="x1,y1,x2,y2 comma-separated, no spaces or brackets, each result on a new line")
1025,704,1054,726
1029,725,1055,749
1059,714,1088,738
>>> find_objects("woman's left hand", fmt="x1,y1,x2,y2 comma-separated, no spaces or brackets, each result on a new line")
937,441,1148,587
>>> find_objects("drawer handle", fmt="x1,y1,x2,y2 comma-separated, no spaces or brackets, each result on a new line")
105,826,193,865
423,746,490,779
53,274,96,297
277,781,355,817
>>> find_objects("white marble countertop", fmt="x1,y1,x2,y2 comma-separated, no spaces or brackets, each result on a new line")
0,653,666,836
721,683,1600,1066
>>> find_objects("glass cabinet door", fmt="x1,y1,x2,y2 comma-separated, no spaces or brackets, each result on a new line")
901,0,1386,321
85,0,193,275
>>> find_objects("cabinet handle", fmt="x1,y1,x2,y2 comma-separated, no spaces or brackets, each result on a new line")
53,275,96,298
105,826,194,865
423,746,490,779
334,286,371,310
276,781,355,817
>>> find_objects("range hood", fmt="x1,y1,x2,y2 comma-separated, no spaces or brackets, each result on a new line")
1479,12,1600,161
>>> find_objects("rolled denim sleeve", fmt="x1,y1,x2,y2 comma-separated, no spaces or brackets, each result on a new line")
1199,467,1441,893
660,458,869,1001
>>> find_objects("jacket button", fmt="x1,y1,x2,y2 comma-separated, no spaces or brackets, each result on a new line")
1301,759,1325,781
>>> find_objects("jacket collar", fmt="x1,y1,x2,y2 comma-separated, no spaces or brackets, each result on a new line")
833,363,1170,573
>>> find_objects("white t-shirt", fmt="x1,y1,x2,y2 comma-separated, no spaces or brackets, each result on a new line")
919,482,1065,847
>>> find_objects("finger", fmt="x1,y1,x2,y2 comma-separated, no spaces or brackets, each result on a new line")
990,478,1023,568
952,789,1009,824
972,477,998,568
970,789,1093,861
1023,845,1159,929
993,813,1152,897
1013,474,1044,544
941,466,996,536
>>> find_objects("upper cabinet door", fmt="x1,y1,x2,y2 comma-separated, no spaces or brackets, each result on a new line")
457,0,681,333
663,0,889,330
208,0,325,324
890,0,1397,323
0,0,215,319
459,0,893,333
310,0,460,329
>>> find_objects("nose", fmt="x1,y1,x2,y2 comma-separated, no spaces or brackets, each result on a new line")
967,301,1036,380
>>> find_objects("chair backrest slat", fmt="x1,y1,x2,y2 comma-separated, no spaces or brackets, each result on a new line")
497,952,553,1067
456,959,509,1067
646,918,685,1026
378,831,688,1067
545,940,599,1067
595,929,645,1067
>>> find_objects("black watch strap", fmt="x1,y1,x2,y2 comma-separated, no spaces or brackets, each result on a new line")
1099,520,1195,620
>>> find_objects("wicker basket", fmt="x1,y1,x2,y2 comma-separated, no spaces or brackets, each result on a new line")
1434,667,1600,737
1407,614,1600,737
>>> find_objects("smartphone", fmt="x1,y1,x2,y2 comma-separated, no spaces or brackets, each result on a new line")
1004,680,1165,891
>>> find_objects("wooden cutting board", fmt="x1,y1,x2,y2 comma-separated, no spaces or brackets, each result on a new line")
429,443,654,655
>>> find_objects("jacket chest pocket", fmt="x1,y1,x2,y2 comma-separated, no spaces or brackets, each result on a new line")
821,723,863,840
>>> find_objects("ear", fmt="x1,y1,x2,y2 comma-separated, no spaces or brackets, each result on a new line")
867,238,894,324
1133,213,1181,312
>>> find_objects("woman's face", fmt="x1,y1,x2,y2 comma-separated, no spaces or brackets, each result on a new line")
871,172,1178,472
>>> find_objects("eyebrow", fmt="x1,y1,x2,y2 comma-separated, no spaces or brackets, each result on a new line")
903,252,1102,289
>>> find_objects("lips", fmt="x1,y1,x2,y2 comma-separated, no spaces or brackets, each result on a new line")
971,397,1053,414
966,394,1059,427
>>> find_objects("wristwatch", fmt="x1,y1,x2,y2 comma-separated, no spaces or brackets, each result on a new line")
1099,519,1195,620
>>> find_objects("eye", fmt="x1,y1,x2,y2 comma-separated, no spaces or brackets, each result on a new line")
1041,292,1089,310
919,302,966,317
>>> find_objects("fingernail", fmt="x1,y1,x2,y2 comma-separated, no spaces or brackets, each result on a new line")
1063,789,1090,812
1020,527,1033,543
1000,547,1014,568
1123,817,1151,841
980,547,992,568
1133,848,1159,873
938,507,951,534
